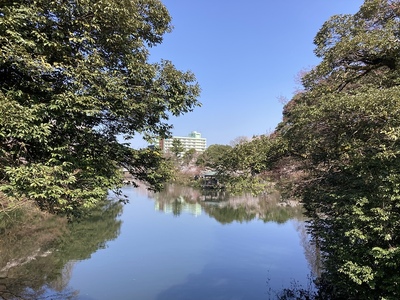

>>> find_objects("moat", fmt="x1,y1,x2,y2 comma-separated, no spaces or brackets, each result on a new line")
0,184,317,300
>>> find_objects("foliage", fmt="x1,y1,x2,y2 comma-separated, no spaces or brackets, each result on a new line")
204,136,282,195
170,138,184,157
182,148,197,166
223,135,276,175
196,144,232,168
0,0,200,216
274,0,400,298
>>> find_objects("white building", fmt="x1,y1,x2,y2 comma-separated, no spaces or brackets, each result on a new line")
160,131,207,153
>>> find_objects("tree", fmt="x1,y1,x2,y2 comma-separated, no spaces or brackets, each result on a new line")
274,0,400,298
215,136,279,195
194,138,277,195
170,139,184,158
0,0,200,216
229,135,250,147
196,144,232,169
182,148,197,166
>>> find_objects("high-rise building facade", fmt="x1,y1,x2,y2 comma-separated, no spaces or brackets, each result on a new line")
159,131,207,153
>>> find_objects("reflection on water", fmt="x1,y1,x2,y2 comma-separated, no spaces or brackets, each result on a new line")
151,184,305,224
0,184,318,300
0,199,123,300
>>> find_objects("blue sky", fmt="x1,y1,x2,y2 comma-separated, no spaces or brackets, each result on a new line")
133,0,364,148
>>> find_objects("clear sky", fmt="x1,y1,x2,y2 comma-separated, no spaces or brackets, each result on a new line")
133,0,365,148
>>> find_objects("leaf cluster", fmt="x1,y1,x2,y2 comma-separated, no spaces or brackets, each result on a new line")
274,0,400,298
0,0,200,216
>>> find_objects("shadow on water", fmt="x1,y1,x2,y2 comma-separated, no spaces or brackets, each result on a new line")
0,199,123,300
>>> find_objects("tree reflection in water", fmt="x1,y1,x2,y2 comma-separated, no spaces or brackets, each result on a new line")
0,184,323,299
148,184,321,299
150,183,305,224
0,199,123,300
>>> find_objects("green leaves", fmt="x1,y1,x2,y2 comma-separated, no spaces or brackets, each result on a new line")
0,0,200,216
170,139,184,157
272,1,400,298
197,136,281,196
196,144,233,169
339,261,374,286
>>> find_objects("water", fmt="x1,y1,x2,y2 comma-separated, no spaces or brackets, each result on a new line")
0,184,316,300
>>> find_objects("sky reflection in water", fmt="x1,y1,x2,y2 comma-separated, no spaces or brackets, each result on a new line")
0,185,315,300
68,185,312,300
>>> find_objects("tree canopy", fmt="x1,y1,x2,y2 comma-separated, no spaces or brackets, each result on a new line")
196,144,232,169
274,0,400,298
0,0,200,216
170,138,184,157
214,0,400,298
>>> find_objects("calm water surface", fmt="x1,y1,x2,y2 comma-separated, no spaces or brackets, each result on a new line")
1,184,316,300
